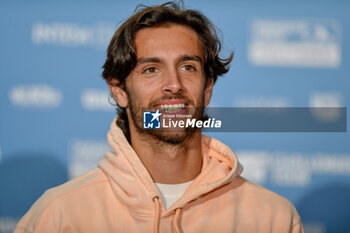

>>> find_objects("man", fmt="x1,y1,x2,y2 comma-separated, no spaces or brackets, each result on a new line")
15,2,303,233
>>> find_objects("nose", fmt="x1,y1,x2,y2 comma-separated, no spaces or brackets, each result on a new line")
161,69,183,95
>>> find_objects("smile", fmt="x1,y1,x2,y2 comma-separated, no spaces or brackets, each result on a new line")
159,103,186,113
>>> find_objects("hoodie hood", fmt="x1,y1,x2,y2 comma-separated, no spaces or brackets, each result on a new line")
98,118,242,217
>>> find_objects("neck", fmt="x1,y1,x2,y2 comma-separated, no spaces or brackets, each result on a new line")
129,126,203,184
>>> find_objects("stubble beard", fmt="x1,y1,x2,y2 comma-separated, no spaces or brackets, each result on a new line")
127,91,205,145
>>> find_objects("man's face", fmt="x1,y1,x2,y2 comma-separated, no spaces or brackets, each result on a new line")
121,24,213,144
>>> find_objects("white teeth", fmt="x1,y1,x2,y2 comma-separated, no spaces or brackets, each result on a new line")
159,103,186,113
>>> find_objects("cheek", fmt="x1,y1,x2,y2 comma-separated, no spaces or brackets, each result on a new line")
188,79,206,94
126,82,156,106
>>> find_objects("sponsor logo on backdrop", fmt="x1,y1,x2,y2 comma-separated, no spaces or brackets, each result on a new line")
238,151,350,186
303,223,326,233
0,217,19,233
31,22,115,50
249,18,342,68
81,89,114,111
309,92,343,122
237,151,271,184
69,140,110,179
234,96,289,107
9,84,62,107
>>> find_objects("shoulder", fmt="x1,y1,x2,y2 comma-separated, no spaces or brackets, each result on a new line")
37,167,108,206
15,168,109,232
231,176,302,227
235,176,298,211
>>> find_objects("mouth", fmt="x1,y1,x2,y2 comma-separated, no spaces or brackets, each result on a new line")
158,103,186,113
153,101,188,114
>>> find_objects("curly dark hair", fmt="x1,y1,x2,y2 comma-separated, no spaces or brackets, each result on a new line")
102,1,233,140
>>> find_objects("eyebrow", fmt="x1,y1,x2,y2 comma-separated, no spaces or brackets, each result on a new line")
177,55,202,65
137,57,161,65
136,54,203,66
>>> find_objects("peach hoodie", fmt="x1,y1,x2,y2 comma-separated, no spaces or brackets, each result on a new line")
15,118,303,233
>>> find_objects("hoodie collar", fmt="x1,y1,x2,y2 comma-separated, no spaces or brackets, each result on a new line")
98,118,242,216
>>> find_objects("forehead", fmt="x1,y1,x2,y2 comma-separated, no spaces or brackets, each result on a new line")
134,24,203,59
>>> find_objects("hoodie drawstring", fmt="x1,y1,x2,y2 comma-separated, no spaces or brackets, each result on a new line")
153,196,161,233
153,196,182,233
171,208,182,233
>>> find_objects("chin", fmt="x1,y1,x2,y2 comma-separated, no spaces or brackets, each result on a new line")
154,126,202,145
147,130,188,145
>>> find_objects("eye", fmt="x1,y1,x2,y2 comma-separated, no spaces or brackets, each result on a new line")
143,67,159,74
181,65,196,72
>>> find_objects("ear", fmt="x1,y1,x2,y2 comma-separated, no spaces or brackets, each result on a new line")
107,77,128,108
204,77,214,107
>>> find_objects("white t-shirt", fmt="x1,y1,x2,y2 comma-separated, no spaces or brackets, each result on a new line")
155,180,193,209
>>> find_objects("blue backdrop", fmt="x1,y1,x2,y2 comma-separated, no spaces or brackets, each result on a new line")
1,0,349,232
